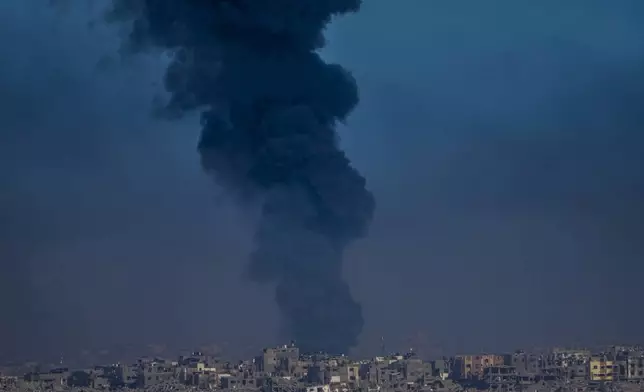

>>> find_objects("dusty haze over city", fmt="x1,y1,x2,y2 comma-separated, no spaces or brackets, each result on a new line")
1,0,643,362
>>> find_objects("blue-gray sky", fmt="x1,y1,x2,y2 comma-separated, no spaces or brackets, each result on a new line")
1,0,643,362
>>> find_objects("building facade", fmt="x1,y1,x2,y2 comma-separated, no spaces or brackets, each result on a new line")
589,356,614,382
455,354,504,379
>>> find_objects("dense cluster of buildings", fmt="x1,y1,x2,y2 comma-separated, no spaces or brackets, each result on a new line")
2,344,644,392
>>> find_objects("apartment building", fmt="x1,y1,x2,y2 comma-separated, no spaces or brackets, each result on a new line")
454,354,504,379
589,356,614,382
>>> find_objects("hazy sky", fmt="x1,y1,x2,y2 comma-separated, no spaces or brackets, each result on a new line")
1,0,643,362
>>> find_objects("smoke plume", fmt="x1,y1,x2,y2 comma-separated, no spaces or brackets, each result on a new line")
107,0,375,353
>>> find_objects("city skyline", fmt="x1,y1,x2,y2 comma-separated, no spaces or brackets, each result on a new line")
3,342,644,392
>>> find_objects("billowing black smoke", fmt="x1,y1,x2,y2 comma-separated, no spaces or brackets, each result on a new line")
107,0,374,353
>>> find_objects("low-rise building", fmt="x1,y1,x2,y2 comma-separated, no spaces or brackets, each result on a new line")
138,362,175,387
24,368,70,389
589,355,614,381
627,355,644,380
454,354,504,379
482,365,518,390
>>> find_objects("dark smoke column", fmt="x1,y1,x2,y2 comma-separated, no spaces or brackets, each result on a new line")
108,0,374,353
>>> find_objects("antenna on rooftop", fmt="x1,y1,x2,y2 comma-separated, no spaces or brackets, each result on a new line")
381,336,386,356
